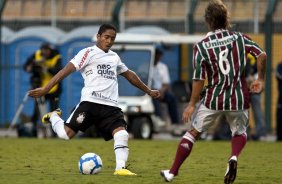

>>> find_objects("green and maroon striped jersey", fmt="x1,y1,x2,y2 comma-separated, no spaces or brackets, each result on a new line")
193,29,265,110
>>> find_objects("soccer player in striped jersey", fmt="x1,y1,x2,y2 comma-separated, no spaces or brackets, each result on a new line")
161,0,266,183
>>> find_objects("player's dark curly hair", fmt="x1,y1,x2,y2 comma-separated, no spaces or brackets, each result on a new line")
204,0,230,31
98,24,117,35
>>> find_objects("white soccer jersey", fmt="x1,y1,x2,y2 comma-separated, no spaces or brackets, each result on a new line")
70,45,128,107
152,62,170,90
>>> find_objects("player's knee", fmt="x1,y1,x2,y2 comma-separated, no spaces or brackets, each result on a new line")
232,132,247,139
189,128,201,139
114,129,128,139
114,130,129,148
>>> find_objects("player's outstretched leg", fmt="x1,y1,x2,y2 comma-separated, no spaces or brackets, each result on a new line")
224,156,237,184
113,129,136,176
41,109,69,140
160,131,196,182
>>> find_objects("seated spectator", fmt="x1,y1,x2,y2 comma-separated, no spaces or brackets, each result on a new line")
151,48,182,135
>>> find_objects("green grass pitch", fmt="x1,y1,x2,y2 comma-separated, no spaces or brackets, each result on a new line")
0,138,281,184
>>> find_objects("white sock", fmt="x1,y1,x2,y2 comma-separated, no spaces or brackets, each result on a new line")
114,130,129,170
50,113,69,140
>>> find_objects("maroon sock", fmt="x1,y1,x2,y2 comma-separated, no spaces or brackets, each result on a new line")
169,133,195,175
230,133,247,158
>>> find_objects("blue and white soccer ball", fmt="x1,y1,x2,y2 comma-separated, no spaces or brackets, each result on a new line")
78,153,103,175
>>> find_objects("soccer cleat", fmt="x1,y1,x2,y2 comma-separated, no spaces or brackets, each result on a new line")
160,170,174,182
224,156,238,184
113,168,137,176
42,108,62,124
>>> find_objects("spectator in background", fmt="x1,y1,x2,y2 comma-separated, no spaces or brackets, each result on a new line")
246,53,266,140
275,62,282,141
151,48,182,135
23,43,62,137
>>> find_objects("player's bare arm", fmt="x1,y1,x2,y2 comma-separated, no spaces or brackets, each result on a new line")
28,62,76,98
121,69,160,98
249,52,267,94
182,79,205,122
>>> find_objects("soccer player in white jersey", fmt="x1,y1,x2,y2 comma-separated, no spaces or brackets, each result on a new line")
28,24,160,176
160,1,267,183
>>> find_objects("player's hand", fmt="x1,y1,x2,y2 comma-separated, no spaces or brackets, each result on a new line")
28,87,49,98
182,103,196,123
148,90,161,98
249,79,264,93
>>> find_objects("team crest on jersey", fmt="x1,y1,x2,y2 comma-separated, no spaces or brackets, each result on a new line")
76,112,86,124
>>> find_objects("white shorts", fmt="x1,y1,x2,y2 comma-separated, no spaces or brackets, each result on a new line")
191,103,249,136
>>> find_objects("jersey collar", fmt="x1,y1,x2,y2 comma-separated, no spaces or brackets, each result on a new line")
206,29,228,37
